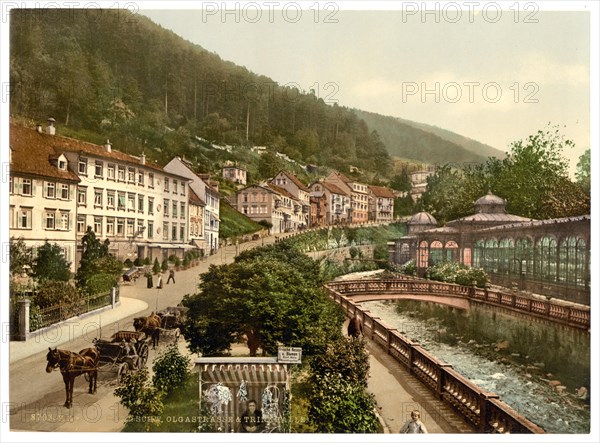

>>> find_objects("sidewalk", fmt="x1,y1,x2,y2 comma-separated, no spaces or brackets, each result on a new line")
9,297,148,363
342,318,473,434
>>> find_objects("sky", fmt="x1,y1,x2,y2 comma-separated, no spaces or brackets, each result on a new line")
140,2,597,175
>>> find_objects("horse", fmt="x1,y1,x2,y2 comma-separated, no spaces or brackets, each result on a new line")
45,347,99,408
133,312,161,349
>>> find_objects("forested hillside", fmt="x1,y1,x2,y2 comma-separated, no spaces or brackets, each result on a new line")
10,10,390,177
354,109,502,165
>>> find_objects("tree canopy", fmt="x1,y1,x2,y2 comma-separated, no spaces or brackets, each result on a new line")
10,10,391,179
32,241,71,283
182,243,344,356
76,227,122,292
419,126,590,224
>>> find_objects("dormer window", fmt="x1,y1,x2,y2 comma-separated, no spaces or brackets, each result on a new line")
59,160,66,170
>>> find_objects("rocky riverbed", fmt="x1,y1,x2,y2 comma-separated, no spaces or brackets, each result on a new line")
362,300,590,434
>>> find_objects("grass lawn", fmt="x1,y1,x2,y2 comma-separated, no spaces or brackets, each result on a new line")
122,373,200,432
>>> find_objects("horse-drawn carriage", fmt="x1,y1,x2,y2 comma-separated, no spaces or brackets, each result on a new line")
132,308,187,348
157,306,188,343
92,331,150,382
122,266,142,282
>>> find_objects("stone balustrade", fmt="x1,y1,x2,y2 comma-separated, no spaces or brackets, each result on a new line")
325,278,590,330
325,284,547,434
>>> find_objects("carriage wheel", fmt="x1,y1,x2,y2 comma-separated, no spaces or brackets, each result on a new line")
139,344,149,368
117,363,129,383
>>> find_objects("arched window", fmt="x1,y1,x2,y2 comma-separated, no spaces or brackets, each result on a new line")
558,236,584,284
576,238,587,287
498,238,514,274
418,240,429,268
429,240,444,265
473,240,485,268
536,237,557,282
485,239,499,273
400,243,411,264
445,240,459,262
515,238,533,276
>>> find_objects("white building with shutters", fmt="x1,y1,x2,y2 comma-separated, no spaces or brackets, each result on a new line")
9,121,193,269
9,122,80,272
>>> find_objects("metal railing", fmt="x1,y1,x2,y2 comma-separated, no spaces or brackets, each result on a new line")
34,290,112,332
325,286,546,434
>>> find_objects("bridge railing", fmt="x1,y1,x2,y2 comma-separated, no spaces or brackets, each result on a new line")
325,278,590,330
326,285,546,434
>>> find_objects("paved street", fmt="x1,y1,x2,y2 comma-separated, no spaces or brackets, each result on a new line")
9,234,471,433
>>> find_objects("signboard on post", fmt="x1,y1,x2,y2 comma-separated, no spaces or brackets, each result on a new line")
277,347,302,364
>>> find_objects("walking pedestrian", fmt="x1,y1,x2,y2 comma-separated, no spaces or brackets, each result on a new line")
347,313,363,338
399,410,428,433
146,272,153,288
167,268,175,284
157,274,163,289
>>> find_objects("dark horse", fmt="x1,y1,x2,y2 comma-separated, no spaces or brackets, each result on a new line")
46,347,99,408
133,312,161,349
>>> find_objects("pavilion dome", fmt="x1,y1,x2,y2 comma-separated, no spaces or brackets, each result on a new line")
474,191,506,214
409,212,437,226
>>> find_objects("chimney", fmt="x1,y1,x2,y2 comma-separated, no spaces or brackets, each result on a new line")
140,153,146,165
104,139,112,153
36,124,43,134
46,117,56,135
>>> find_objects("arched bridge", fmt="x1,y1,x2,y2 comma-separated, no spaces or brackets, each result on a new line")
323,277,590,331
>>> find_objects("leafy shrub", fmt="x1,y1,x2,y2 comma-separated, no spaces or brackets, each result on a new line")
144,257,151,266
152,345,191,394
399,259,417,276
306,338,378,433
153,258,161,274
84,273,117,296
161,259,169,272
34,280,80,308
124,258,133,268
114,368,164,431
426,262,489,288
134,257,142,266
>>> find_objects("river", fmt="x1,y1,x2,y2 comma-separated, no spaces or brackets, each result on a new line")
361,299,590,434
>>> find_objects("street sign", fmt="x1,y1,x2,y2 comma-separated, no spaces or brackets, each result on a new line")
277,347,302,364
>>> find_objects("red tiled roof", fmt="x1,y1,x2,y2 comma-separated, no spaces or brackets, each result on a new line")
10,123,80,182
10,122,170,175
276,171,309,191
368,185,395,198
319,181,349,196
267,183,298,201
334,172,352,183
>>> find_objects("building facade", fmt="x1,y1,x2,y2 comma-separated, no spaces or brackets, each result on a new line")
9,122,80,272
308,180,351,225
270,171,310,228
188,188,206,254
235,184,283,234
368,185,395,222
391,192,590,305
164,157,221,254
324,172,369,223
222,165,247,185
10,122,194,269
